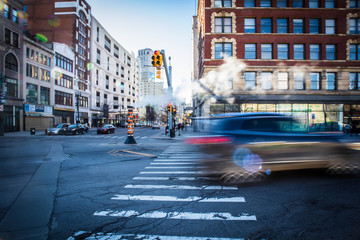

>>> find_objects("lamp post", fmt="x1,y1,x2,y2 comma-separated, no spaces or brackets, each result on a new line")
75,92,81,124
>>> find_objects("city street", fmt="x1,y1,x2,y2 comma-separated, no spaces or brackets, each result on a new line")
0,127,360,240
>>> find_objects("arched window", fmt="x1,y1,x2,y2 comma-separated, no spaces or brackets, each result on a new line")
5,53,18,72
79,10,87,22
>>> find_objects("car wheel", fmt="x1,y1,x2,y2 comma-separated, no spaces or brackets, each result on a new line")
107,130,110,134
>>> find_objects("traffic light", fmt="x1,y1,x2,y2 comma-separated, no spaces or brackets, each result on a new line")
173,107,177,115
167,104,171,112
156,68,161,79
151,50,162,67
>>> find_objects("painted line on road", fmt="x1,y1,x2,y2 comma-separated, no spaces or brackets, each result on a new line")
68,231,248,240
94,210,256,221
111,195,245,202
121,150,157,157
140,171,205,174
133,177,217,181
124,184,238,190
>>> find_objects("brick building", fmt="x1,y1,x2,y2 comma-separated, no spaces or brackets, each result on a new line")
24,0,91,123
194,0,360,131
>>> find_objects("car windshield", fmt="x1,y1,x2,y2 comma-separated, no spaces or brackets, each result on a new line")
69,125,77,128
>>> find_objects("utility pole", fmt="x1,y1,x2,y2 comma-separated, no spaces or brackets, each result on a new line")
75,92,81,124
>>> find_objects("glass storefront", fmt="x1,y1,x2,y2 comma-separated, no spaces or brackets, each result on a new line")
209,103,356,132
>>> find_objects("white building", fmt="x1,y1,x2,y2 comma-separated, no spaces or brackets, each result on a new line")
90,16,139,127
23,35,55,130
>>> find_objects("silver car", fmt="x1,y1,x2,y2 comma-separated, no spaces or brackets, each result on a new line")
47,123,70,135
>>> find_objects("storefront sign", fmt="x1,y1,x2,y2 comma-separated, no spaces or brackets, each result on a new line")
25,104,53,115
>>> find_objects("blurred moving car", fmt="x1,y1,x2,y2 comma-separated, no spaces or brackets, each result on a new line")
82,123,89,132
152,123,160,129
64,124,85,135
186,113,360,184
97,124,116,134
47,123,70,135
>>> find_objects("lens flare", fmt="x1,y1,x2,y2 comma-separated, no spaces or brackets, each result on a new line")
86,63,94,71
48,15,61,27
265,169,271,175
51,70,63,80
17,11,28,21
36,33,48,43
233,147,263,173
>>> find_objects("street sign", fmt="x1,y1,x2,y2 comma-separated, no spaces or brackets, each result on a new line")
0,105,3,111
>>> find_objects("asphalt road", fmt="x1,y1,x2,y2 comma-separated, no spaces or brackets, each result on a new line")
0,127,360,240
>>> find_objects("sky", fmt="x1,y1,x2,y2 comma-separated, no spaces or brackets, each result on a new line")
87,0,197,104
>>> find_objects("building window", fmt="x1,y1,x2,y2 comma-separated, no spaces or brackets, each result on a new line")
349,73,360,90
96,27,99,42
309,19,320,34
261,44,272,59
309,0,319,8
277,0,288,7
106,75,109,89
55,72,73,89
40,87,50,105
55,91,73,106
215,42,233,59
4,3,10,18
278,44,289,59
5,28,19,48
261,18,272,33
79,96,88,108
5,78,18,97
113,79,117,92
310,44,320,60
326,72,336,90
325,0,335,8
116,63,119,75
79,22,86,34
310,72,320,90
214,0,232,7
349,18,360,34
260,0,271,7
114,44,119,58
5,53,18,72
278,72,288,90
326,44,336,60
245,72,256,90
245,44,256,59
244,0,255,7
12,8,18,23
350,0,360,8
293,19,304,34
350,44,360,60
78,45,86,56
26,64,38,79
26,83,38,104
104,35,111,52
96,49,101,64
55,53,73,72
261,72,272,90
40,69,50,82
294,72,305,90
293,0,304,8
78,34,86,45
79,10,87,22
107,57,110,70
277,19,288,33
244,18,256,33
325,19,336,34
215,17,232,33
294,44,304,60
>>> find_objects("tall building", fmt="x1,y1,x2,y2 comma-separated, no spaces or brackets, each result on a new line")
0,0,25,133
194,0,360,131
90,16,139,127
24,0,91,123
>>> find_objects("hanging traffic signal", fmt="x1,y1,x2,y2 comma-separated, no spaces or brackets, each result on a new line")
167,104,171,112
157,54,163,66
173,107,177,115
151,54,156,67
151,50,162,67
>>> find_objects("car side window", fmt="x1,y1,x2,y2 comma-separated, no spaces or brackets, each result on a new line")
243,118,281,132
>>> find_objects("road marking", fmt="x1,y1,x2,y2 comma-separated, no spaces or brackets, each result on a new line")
133,177,217,181
154,159,200,162
68,231,247,240
140,171,205,174
145,166,204,169
111,195,245,202
94,210,256,221
150,162,199,165
124,184,238,190
121,150,157,157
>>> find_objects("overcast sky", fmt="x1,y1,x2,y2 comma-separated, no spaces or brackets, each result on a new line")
87,0,197,103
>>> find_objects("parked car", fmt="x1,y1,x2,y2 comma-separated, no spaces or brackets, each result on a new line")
97,124,116,134
47,123,70,135
64,124,85,135
152,123,160,129
186,113,360,184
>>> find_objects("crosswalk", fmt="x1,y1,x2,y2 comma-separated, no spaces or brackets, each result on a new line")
68,144,259,240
